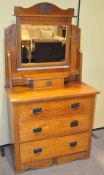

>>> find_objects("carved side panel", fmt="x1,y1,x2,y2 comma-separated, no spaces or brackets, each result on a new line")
65,25,81,83
5,25,16,88
6,27,15,48
71,25,80,70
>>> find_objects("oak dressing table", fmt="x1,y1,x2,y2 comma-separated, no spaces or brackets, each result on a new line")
5,2,99,173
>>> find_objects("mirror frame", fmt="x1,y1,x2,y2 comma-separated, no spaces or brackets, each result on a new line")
20,24,68,66
14,2,74,71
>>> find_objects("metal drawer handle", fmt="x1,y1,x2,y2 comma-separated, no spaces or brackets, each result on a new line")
33,128,42,133
71,103,80,110
69,141,77,147
33,148,42,155
33,108,42,114
70,120,79,127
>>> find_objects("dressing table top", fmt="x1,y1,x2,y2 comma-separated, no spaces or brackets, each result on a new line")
7,82,99,103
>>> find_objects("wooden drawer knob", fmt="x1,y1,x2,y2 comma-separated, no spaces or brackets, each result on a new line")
33,128,42,133
46,80,52,87
70,120,79,127
69,141,77,147
33,108,42,114
33,148,42,155
71,103,80,110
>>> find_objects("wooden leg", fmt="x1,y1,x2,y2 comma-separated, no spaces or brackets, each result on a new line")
0,146,5,157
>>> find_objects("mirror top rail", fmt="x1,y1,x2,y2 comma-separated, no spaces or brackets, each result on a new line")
14,2,74,17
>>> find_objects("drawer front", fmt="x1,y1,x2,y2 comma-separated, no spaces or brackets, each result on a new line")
20,132,89,163
33,78,64,90
19,115,90,142
19,97,94,122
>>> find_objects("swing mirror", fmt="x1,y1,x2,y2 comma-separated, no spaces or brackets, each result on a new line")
21,24,67,65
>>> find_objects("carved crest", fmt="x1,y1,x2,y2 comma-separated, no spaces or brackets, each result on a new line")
14,2,74,17
38,3,53,14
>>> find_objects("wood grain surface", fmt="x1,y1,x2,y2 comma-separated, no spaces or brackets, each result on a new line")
20,132,89,163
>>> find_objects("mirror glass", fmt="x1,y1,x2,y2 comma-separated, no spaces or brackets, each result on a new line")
21,24,67,64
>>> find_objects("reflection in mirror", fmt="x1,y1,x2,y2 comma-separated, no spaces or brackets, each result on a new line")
21,25,67,64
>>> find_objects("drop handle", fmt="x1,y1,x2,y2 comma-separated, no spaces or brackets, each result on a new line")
33,148,42,155
69,141,77,147
33,128,42,133
33,108,42,114
71,103,80,110
70,120,79,127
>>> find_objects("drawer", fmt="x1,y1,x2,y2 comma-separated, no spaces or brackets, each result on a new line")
19,97,94,122
33,78,64,90
19,115,90,142
20,132,89,163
